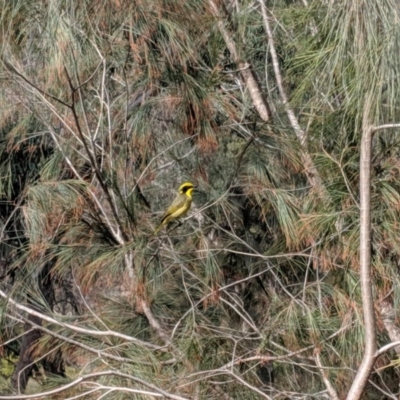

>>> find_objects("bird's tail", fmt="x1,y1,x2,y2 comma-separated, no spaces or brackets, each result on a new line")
153,222,164,236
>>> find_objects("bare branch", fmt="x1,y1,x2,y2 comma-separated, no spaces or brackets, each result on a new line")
0,288,164,351
347,117,400,399
258,0,325,192
314,349,340,400
0,371,190,400
208,0,272,122
8,313,134,364
63,68,129,244
378,300,400,356
371,123,400,132
139,299,173,348
346,101,377,400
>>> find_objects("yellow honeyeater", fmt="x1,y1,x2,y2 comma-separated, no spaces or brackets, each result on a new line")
153,182,195,235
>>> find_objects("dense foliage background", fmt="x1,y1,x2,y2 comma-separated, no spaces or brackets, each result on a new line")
1,0,400,398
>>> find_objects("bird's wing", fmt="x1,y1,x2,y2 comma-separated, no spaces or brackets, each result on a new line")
161,194,187,222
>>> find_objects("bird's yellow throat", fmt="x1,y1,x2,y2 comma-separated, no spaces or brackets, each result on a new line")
183,187,194,199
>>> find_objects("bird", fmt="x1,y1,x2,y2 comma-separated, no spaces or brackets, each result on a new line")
153,182,196,235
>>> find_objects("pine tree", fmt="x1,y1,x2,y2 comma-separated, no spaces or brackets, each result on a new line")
1,0,400,398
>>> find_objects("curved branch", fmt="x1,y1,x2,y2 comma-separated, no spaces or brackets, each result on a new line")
0,288,164,351
8,313,133,364
0,371,190,400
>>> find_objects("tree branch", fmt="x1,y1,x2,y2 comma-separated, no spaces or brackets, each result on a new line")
346,100,377,399
0,288,164,351
0,370,190,400
208,0,272,122
258,0,325,192
314,349,340,400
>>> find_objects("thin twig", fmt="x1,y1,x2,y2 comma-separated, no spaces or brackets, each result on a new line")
0,288,164,351
314,349,340,400
0,371,190,400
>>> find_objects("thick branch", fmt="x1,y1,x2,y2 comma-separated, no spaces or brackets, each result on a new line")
258,1,325,192
346,120,400,399
346,112,377,399
208,0,272,122
10,313,42,393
